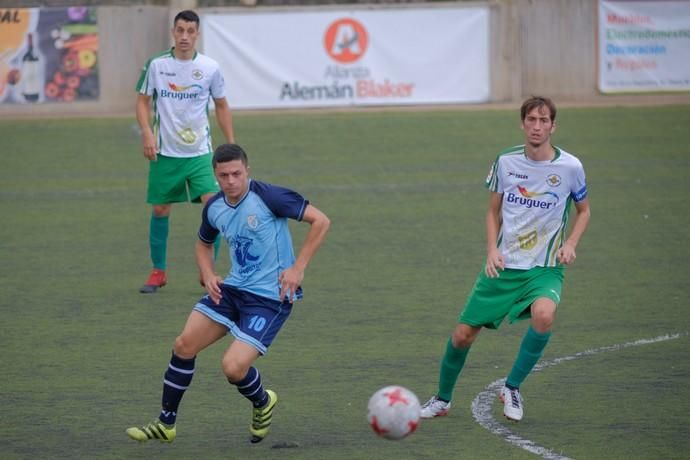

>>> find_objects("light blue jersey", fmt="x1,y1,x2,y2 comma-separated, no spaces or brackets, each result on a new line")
198,179,309,301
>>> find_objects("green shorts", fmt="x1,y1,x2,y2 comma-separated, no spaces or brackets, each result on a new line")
459,266,564,329
147,153,219,205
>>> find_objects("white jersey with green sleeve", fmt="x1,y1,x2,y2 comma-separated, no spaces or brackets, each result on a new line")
485,145,588,269
136,48,226,158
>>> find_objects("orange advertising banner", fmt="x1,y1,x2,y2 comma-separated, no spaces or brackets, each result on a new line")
0,7,99,104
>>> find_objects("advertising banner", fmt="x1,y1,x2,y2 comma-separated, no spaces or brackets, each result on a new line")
0,7,99,104
598,0,690,93
203,7,489,109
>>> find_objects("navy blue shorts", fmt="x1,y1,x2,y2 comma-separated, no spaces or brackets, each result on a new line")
194,285,292,355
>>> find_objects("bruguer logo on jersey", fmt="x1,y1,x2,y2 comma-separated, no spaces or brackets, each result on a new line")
159,82,203,100
506,186,559,209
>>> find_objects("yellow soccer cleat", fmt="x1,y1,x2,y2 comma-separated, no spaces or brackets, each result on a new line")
126,420,176,443
249,389,278,444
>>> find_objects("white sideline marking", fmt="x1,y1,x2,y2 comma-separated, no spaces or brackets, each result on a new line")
471,333,686,460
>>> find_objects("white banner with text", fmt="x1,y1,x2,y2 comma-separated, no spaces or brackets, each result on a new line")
598,0,690,93
203,7,489,109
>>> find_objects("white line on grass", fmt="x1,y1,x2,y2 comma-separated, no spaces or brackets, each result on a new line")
471,332,687,460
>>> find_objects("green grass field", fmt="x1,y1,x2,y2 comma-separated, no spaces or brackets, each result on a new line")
1,104,689,459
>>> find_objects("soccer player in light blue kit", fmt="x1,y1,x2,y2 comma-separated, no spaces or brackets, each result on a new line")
127,144,330,444
421,96,591,422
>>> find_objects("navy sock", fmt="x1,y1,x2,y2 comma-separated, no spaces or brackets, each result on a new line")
160,352,195,425
231,367,268,408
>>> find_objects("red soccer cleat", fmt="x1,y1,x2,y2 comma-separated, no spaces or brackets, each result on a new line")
139,269,167,294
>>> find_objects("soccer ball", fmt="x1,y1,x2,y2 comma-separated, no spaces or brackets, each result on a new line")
367,385,421,440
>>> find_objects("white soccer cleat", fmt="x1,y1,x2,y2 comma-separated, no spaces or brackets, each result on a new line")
499,386,523,421
420,395,451,419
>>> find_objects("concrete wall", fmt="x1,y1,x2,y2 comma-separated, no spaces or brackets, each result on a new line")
1,1,688,118
520,0,597,100
491,0,597,101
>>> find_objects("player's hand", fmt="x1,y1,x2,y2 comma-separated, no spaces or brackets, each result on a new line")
557,242,577,265
202,274,224,304
279,266,304,303
485,248,505,278
142,130,158,161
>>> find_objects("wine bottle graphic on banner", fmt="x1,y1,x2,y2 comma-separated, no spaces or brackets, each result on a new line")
21,33,44,103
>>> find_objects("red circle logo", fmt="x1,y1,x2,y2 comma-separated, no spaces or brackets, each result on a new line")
324,18,368,64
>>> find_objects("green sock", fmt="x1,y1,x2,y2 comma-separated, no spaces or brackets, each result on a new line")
437,338,471,402
506,326,551,388
149,214,169,270
213,235,221,261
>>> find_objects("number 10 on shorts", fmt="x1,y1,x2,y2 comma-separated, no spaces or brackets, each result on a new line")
248,315,266,332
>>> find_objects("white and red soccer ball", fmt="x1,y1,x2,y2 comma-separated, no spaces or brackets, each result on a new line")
367,385,421,440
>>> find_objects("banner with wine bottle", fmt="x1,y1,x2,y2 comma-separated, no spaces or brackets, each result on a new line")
0,7,98,104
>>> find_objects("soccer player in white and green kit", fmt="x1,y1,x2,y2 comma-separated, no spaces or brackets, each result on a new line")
136,10,235,293
421,96,591,422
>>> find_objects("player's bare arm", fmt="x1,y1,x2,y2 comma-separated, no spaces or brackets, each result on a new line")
485,191,505,278
196,239,223,304
213,97,235,144
557,198,591,265
278,204,331,302
136,93,157,160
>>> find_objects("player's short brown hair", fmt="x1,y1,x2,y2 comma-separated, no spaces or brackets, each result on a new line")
521,96,557,122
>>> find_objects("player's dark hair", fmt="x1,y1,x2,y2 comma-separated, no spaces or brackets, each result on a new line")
213,143,249,168
173,10,200,28
521,96,557,122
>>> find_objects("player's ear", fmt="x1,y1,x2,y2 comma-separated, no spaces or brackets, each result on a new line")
550,122,557,134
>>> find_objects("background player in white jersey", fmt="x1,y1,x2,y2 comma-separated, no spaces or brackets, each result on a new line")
126,144,330,444
136,10,235,293
420,96,591,422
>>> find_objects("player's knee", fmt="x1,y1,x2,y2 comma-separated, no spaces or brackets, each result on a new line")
451,326,479,348
531,309,555,332
152,204,171,217
530,297,557,329
221,356,248,382
532,318,553,333
173,335,197,359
